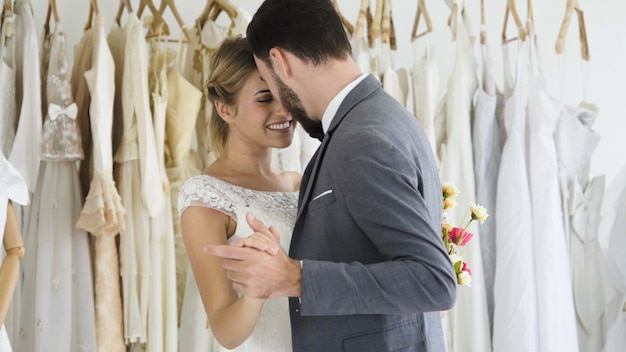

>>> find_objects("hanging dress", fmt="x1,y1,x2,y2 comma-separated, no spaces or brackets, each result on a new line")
411,40,440,163
106,20,125,161
492,39,539,352
0,15,16,158
437,5,491,352
0,15,20,346
525,30,579,352
163,57,203,320
75,14,126,352
113,13,164,346
0,154,29,352
554,102,614,351
9,0,41,195
17,22,97,352
146,38,178,352
602,165,626,352
471,35,502,335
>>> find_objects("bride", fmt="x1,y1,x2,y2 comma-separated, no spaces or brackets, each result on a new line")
178,36,300,351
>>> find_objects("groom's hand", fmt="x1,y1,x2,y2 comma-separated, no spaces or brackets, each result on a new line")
203,214,302,299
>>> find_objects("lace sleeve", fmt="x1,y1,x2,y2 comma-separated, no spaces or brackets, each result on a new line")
177,175,237,221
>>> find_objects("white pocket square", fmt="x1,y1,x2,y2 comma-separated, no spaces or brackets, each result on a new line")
312,189,333,201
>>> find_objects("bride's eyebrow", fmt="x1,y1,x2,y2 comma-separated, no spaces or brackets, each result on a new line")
254,89,271,95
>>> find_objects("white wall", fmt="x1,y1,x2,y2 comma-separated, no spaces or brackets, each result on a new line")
29,0,626,185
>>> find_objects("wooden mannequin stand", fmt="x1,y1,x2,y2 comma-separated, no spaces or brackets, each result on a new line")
0,201,25,326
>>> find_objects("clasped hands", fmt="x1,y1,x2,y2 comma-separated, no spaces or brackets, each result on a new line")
203,213,302,299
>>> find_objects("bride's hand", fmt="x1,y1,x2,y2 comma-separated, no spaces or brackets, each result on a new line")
230,213,281,255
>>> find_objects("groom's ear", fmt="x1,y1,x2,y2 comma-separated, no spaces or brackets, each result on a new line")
269,47,293,79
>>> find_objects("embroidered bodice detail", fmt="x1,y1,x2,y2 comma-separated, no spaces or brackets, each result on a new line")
178,174,297,232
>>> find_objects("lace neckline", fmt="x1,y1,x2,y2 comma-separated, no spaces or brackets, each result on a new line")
196,174,298,195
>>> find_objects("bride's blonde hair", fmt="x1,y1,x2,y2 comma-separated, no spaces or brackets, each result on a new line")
205,36,257,157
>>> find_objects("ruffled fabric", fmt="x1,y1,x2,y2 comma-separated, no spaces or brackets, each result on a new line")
76,171,125,237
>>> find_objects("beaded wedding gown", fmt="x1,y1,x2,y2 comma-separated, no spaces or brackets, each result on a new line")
178,174,297,352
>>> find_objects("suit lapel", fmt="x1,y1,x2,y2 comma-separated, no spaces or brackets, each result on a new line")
291,74,382,246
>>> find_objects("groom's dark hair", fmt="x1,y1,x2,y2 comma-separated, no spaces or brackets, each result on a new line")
246,0,352,67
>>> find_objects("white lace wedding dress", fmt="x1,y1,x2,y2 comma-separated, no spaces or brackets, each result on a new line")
178,174,297,351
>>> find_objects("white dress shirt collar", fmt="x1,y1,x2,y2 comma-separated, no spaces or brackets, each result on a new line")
321,73,369,134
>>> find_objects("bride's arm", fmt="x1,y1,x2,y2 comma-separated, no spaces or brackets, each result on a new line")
181,206,264,349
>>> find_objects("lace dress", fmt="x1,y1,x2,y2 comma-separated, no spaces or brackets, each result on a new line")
178,175,297,352
17,22,97,352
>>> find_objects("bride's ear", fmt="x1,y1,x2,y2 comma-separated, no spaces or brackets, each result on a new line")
215,100,235,122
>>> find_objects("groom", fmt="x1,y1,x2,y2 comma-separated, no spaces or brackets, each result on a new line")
204,0,457,350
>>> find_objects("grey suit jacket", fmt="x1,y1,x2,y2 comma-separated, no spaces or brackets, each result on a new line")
288,74,457,351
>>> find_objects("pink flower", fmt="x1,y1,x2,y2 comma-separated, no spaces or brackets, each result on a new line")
449,227,473,246
461,262,472,275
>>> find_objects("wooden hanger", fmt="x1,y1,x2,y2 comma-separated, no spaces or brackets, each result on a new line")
480,0,486,44
115,0,133,26
411,0,432,42
371,0,383,39
209,0,238,22
331,0,354,36
84,0,100,31
366,4,375,48
555,0,589,60
1,0,14,38
158,0,191,41
197,0,237,25
381,0,391,44
526,0,534,34
43,0,61,37
354,0,369,40
502,0,526,43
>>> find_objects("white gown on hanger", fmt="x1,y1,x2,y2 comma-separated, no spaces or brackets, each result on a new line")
9,0,41,193
554,102,615,351
0,153,29,352
492,40,539,352
0,16,16,158
471,37,502,334
114,13,164,345
437,6,491,352
147,43,178,352
525,30,579,352
603,165,626,352
412,40,440,164
17,22,97,352
178,175,297,352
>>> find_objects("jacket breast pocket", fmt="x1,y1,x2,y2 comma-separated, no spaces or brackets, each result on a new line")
308,189,336,210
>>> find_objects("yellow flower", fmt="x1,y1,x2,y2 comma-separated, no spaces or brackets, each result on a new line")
458,271,472,286
442,183,460,200
443,197,458,210
469,203,489,224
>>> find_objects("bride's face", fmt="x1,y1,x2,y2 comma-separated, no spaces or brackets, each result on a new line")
229,71,296,149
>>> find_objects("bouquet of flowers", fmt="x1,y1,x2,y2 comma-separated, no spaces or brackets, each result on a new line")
441,183,489,287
